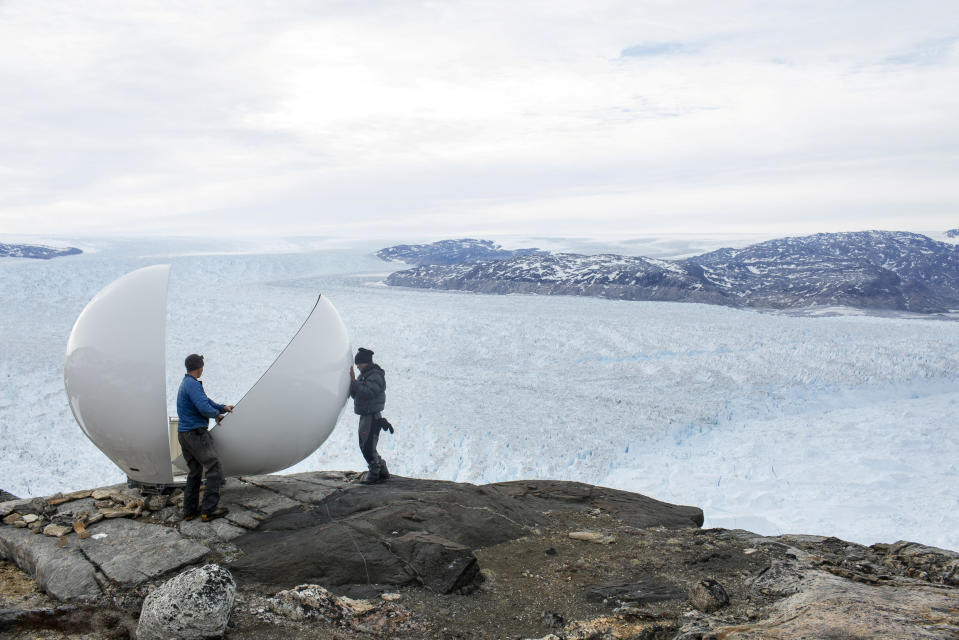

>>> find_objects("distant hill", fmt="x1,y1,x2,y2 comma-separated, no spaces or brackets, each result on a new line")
946,229,959,238
380,231,959,313
0,243,82,259
376,238,544,266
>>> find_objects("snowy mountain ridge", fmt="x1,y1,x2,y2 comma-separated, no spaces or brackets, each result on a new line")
383,231,959,313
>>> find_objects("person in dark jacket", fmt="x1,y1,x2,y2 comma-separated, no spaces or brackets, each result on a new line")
177,353,233,521
349,347,389,484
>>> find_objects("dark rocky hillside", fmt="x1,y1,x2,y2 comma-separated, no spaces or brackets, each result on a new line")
376,238,543,266
0,243,82,259
688,231,959,312
383,231,959,313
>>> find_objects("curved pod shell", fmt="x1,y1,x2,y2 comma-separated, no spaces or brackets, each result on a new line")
64,265,351,485
214,296,352,476
65,264,173,484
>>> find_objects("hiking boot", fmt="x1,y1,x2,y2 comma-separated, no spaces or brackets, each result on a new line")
201,507,229,522
361,471,381,485
379,460,390,481
182,514,196,522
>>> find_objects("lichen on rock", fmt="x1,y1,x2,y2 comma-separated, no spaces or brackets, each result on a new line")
136,564,236,640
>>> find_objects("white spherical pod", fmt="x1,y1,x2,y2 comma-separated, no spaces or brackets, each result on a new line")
64,265,352,485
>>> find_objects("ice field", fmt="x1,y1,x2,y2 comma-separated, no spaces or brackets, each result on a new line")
1,238,958,551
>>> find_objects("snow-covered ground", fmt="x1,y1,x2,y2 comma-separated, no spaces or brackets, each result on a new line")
1,238,958,551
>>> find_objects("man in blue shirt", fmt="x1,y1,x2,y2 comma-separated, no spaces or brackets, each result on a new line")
177,353,234,522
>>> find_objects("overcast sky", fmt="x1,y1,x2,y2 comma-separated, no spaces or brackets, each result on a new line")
1,1,957,240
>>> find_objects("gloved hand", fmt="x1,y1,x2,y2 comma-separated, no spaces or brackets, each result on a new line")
378,417,394,434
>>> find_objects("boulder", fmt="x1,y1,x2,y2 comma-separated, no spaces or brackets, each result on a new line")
136,564,235,640
689,578,730,613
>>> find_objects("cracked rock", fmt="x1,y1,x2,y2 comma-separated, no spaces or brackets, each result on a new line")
77,518,209,585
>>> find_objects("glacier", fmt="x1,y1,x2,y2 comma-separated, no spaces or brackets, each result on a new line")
1,237,957,551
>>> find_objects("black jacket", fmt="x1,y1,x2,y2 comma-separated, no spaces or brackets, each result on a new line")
350,364,386,415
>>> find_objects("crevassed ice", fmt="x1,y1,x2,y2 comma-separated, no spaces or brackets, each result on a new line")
1,240,958,551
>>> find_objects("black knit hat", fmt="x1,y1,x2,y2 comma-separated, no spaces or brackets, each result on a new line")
354,348,374,365
184,354,204,371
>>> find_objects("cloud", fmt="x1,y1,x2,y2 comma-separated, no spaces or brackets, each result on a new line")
620,42,688,58
881,36,959,66
0,1,957,238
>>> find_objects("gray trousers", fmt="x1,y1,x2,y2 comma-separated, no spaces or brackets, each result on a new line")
358,413,384,473
178,428,222,516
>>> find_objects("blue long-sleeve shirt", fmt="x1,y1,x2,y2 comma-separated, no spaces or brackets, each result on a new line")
176,374,226,432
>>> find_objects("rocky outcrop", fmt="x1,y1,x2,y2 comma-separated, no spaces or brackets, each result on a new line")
0,473,703,603
228,475,702,595
872,539,959,585
1,473,956,639
520,531,959,640
136,564,236,640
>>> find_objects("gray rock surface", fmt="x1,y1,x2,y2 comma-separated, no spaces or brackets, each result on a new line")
76,518,209,585
584,576,685,605
179,517,247,543
387,532,481,593
0,526,101,601
737,558,959,638
136,564,236,640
